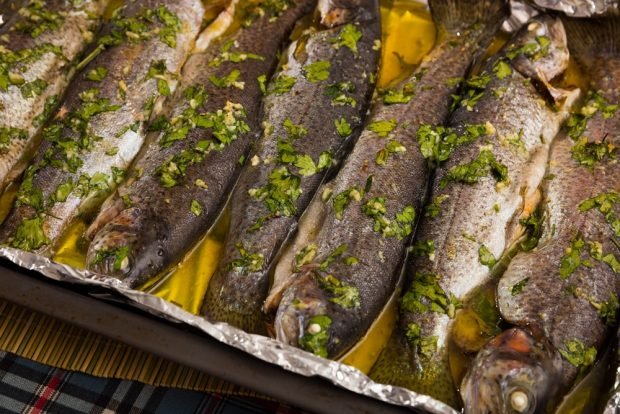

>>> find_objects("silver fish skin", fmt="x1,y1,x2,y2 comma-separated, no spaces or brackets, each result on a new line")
0,0,205,254
462,17,620,414
0,0,109,194
369,15,578,407
270,0,509,363
201,0,381,334
85,0,317,288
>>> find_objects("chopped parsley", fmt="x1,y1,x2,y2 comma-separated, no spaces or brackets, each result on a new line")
417,123,487,164
571,137,617,167
405,323,437,359
566,90,619,140
319,244,348,270
303,61,331,83
294,244,317,270
332,24,362,53
382,82,415,105
335,118,352,137
492,59,512,80
268,74,296,95
425,194,449,218
99,5,181,49
362,198,416,239
13,0,64,38
86,67,108,82
410,240,435,259
332,186,363,220
19,79,47,98
559,235,588,279
227,243,264,274
511,278,529,296
401,272,460,318
190,199,203,216
478,245,497,268
506,35,552,61
579,191,620,237
257,74,267,94
368,119,397,137
439,148,509,188
299,315,331,357
209,39,264,68
594,293,619,325
248,166,301,218
324,82,356,107
209,69,244,89
0,126,28,152
91,246,130,271
9,216,50,251
452,72,491,111
559,339,597,373
318,274,360,309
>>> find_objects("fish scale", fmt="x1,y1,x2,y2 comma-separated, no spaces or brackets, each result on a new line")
0,0,205,255
461,17,620,414
201,0,381,335
269,0,509,375
0,0,109,194
85,0,317,288
370,14,578,408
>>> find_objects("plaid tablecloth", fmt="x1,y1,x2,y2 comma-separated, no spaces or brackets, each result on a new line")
0,351,302,414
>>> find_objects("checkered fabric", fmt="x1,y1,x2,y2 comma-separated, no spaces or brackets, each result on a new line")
0,351,302,414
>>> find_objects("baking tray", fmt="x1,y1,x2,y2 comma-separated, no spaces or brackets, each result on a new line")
0,258,419,414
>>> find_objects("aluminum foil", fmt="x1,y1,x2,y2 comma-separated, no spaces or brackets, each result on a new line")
604,329,620,414
528,0,619,16
0,247,457,414
1,2,618,413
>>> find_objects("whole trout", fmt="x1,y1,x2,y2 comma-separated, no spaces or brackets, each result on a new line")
370,15,579,407
269,0,509,364
0,0,205,253
462,17,620,414
85,0,316,287
0,0,108,194
202,0,381,334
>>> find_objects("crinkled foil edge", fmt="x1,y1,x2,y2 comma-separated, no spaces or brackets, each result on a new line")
529,0,619,17
0,247,457,414
1,1,618,412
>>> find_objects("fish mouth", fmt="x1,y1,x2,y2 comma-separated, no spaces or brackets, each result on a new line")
461,328,562,414
275,271,329,349
318,0,373,27
510,15,569,84
86,206,169,287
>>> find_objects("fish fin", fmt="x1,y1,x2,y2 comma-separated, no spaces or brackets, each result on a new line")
562,16,620,62
429,0,509,33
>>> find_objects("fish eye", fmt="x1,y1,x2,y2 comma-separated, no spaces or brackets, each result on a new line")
507,388,534,414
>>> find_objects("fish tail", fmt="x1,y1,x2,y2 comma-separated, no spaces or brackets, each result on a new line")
562,16,620,63
201,271,268,335
368,330,460,408
429,0,509,33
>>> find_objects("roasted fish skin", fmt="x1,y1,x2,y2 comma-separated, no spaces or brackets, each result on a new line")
0,0,205,254
270,0,509,363
461,328,562,414
462,17,620,413
369,15,577,407
201,0,381,334
0,0,109,194
85,0,317,288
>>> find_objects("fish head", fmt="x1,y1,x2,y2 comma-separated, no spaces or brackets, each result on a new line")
275,269,332,355
460,328,562,414
318,0,375,27
510,15,569,83
86,205,169,287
